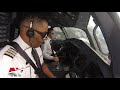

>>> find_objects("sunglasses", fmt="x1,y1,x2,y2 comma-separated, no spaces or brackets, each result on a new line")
23,25,47,38
34,30,47,38
52,33,54,35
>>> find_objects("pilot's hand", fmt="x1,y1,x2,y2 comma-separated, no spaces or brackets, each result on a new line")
53,56,59,62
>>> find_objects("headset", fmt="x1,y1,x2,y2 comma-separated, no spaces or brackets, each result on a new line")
26,19,37,48
26,20,35,38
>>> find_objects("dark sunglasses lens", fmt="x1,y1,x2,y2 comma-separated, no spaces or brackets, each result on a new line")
35,30,47,38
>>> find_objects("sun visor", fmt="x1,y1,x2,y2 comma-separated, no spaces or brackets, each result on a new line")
48,12,90,29
48,12,79,27
74,12,90,30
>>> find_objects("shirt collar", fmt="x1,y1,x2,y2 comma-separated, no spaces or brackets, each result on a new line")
13,35,32,52
47,37,51,42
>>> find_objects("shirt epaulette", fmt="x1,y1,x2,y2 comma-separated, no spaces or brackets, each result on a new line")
4,47,17,58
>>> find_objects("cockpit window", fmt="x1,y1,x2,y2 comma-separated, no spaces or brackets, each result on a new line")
87,15,110,62
64,27,90,45
53,27,90,45
53,27,66,40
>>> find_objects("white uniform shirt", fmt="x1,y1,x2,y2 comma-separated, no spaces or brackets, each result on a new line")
0,35,44,78
41,37,55,60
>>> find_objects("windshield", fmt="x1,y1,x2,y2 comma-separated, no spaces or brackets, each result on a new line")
53,27,90,45
117,12,120,18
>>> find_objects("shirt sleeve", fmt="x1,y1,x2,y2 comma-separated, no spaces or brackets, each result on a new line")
42,40,54,60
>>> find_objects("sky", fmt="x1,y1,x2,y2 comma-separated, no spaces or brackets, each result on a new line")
117,12,120,18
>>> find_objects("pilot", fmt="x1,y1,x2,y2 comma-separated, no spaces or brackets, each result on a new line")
41,27,59,64
0,14,56,78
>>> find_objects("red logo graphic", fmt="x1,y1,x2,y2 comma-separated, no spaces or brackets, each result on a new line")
9,68,19,72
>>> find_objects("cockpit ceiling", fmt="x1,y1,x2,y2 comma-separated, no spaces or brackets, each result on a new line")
17,12,90,29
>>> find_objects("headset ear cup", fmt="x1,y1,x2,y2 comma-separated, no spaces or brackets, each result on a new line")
26,28,34,38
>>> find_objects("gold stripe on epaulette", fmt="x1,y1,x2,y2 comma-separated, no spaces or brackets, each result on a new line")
4,47,17,58
7,48,17,55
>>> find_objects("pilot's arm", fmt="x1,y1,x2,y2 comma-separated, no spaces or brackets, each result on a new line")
35,47,56,78
42,41,59,62
0,55,14,78
42,40,54,60
41,63,56,78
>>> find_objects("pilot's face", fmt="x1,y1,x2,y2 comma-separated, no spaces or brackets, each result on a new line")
30,21,48,48
49,30,54,39
20,19,48,48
